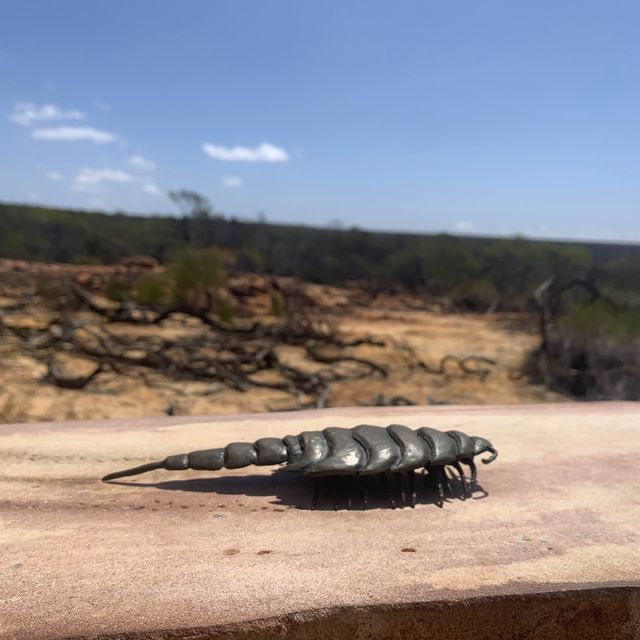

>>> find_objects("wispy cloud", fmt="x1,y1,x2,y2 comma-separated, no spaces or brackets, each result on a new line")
11,102,85,127
202,142,289,162
127,155,156,172
143,182,162,196
46,171,64,181
71,167,163,197
221,176,243,188
32,126,118,143
454,220,475,232
73,168,134,188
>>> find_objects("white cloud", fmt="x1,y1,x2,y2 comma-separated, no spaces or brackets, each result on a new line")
32,126,118,143
143,182,162,196
454,220,475,232
46,171,64,181
202,142,289,162
221,176,243,189
127,155,156,172
11,102,85,127
74,168,134,187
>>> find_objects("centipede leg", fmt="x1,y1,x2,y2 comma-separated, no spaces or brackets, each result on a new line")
440,467,453,497
435,467,447,507
394,471,406,507
362,476,369,510
426,467,444,508
311,477,320,510
466,459,477,486
383,473,396,509
452,462,469,499
346,475,354,511
408,469,416,508
330,477,339,511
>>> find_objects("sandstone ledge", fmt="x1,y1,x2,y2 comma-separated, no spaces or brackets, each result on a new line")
1,403,639,639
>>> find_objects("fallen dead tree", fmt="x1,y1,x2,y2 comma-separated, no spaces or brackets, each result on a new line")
0,262,510,416
389,339,498,381
0,286,390,409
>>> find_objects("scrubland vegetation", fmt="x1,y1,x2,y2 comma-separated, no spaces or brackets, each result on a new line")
0,197,639,419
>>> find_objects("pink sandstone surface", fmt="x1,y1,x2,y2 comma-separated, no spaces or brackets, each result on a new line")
1,403,639,639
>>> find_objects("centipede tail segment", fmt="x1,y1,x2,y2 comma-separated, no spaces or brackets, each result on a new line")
102,425,497,509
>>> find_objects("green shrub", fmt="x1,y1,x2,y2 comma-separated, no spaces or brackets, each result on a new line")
449,279,499,311
235,247,264,272
270,290,285,317
135,273,174,306
560,299,640,339
130,247,226,313
167,247,225,306
105,277,132,302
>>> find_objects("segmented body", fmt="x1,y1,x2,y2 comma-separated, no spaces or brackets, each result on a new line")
103,424,496,484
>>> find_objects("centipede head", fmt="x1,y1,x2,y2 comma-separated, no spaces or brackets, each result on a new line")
471,436,498,464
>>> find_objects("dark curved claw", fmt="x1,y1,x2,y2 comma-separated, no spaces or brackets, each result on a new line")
482,447,498,464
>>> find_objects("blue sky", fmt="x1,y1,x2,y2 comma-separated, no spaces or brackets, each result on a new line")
2,0,640,241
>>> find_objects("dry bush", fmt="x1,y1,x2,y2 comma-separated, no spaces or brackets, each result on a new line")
529,283,640,400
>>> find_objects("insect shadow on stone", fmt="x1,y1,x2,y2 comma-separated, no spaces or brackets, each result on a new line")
102,424,497,510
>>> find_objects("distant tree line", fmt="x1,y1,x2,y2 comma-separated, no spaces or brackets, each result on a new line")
1,199,640,313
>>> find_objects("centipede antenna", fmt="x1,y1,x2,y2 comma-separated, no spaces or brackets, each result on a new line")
101,461,163,482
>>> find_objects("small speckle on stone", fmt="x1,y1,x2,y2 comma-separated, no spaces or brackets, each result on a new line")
401,547,416,553
212,514,225,520
257,550,272,555
223,548,240,556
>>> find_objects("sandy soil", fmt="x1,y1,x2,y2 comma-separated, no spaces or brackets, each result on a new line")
0,259,565,423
